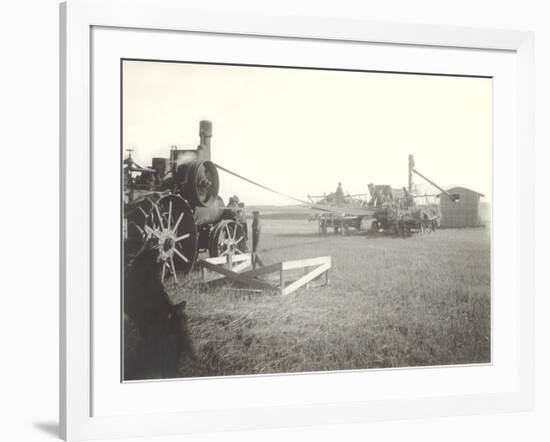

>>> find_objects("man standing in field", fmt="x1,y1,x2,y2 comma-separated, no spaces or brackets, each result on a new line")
237,201,248,252
335,182,345,204
227,195,239,210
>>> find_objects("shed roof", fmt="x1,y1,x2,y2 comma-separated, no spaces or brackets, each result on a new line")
437,186,485,198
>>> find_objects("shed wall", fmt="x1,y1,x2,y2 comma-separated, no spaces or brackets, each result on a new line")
440,187,482,228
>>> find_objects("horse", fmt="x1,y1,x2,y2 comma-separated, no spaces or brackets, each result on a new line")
123,239,197,380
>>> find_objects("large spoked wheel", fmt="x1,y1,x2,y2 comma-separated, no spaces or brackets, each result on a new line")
208,220,246,258
145,194,198,283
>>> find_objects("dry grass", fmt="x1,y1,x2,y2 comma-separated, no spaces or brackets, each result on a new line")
161,220,491,378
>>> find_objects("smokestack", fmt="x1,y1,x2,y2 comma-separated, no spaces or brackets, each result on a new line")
408,154,415,193
198,120,212,160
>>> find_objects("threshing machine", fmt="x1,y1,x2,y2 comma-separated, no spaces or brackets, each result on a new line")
309,155,454,237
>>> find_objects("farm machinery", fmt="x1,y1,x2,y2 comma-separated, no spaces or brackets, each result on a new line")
366,183,439,236
309,155,454,237
307,192,369,235
123,121,248,283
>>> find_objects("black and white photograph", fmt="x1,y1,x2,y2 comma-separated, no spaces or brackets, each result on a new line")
122,59,492,381
2,0,546,439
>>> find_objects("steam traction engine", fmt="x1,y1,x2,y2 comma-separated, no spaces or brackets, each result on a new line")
124,121,247,284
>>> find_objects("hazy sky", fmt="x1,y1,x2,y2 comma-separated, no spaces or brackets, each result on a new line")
123,60,492,205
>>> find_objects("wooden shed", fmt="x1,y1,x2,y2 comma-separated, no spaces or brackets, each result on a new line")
439,187,485,228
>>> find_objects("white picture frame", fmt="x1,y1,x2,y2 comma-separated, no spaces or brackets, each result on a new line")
60,0,534,440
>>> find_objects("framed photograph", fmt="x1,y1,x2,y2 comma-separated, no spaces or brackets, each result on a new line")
60,0,534,440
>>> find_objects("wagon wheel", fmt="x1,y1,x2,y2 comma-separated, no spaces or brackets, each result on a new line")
369,221,379,237
145,194,198,284
208,220,246,258
318,219,327,236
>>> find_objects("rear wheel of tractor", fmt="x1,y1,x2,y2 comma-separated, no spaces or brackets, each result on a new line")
144,194,198,284
208,220,247,258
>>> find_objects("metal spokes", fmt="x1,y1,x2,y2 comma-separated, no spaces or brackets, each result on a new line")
208,219,246,258
144,194,198,284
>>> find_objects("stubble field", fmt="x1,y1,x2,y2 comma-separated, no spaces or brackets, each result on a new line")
165,218,491,378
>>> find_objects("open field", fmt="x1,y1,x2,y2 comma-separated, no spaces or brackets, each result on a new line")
157,219,492,378
245,205,317,220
